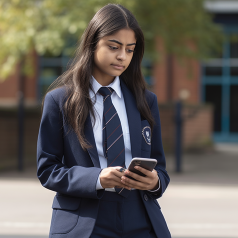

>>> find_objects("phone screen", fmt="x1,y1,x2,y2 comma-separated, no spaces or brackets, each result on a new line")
126,158,157,180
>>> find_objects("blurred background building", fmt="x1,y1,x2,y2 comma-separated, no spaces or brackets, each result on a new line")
0,0,238,170
153,0,238,151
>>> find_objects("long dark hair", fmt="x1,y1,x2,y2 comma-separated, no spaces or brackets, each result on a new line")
46,3,154,149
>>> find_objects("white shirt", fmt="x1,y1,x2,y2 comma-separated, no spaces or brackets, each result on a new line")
89,76,160,192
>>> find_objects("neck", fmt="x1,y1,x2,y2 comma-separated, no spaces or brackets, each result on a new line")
94,76,115,86
92,71,116,86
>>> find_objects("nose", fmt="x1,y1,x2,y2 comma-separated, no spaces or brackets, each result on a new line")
117,49,126,61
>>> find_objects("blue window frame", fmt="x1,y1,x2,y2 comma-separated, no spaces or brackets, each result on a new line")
201,26,238,142
37,56,70,100
142,58,154,87
37,37,76,101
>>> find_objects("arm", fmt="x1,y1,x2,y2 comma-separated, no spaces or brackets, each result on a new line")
37,91,103,199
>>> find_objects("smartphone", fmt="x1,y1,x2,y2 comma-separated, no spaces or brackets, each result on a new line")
126,158,157,180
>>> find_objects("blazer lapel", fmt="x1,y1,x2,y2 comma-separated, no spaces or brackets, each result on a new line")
84,114,101,168
121,80,141,158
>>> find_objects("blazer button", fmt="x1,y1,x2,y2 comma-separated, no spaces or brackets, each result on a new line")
144,194,148,201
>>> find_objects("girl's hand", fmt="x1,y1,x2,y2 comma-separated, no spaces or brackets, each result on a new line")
121,166,159,190
100,167,131,190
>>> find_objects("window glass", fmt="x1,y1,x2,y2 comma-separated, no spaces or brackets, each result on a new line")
230,85,238,132
205,85,222,132
230,67,238,77
230,34,238,58
204,66,222,76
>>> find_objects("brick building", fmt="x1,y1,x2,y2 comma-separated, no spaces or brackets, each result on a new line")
153,0,238,145
0,0,237,169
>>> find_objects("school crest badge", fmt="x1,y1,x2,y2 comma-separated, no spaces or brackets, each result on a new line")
142,126,151,145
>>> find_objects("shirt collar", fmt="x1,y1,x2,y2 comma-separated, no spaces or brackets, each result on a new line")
89,76,122,99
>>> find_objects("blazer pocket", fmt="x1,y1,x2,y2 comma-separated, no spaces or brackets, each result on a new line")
50,195,81,234
141,120,151,152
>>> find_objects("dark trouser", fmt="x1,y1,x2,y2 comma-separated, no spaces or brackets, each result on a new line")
90,190,157,238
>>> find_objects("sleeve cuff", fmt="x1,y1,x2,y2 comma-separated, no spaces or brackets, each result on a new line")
148,176,160,192
96,174,104,190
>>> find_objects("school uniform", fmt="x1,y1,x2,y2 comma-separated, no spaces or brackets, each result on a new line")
37,76,171,238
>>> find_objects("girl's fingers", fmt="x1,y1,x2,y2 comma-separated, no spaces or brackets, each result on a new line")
114,170,126,178
121,171,158,190
121,176,145,190
109,167,126,178
106,174,131,190
124,170,149,182
115,179,132,190
133,166,153,177
113,182,131,190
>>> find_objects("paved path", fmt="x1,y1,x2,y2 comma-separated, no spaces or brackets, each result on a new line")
0,144,237,238
161,146,238,238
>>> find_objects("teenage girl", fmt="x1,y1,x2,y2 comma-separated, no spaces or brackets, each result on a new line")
37,3,171,238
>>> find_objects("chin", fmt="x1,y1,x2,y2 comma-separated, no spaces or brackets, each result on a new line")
110,71,124,77
107,73,121,78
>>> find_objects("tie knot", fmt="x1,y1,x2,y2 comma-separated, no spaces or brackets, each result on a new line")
98,87,114,97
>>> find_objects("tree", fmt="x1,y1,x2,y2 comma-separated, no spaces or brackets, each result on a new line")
0,0,107,79
130,0,223,60
0,0,222,80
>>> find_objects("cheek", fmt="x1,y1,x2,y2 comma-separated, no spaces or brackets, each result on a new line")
125,55,134,68
94,48,112,66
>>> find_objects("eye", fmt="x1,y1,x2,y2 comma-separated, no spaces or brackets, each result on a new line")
109,46,118,50
127,49,135,53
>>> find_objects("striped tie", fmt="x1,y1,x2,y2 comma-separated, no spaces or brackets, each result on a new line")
99,87,130,197
99,87,125,167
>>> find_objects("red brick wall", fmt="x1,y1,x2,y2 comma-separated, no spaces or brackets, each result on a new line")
183,105,213,150
153,38,201,104
0,51,38,103
0,69,19,101
158,104,175,152
173,57,200,103
158,103,213,152
152,38,212,152
153,38,168,103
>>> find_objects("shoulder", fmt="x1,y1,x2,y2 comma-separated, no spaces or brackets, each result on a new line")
43,86,69,114
44,86,68,108
46,86,68,102
145,89,157,108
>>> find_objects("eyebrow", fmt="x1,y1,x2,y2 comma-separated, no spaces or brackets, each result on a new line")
108,40,136,46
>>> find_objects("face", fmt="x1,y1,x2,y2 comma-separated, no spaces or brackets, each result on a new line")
93,28,136,86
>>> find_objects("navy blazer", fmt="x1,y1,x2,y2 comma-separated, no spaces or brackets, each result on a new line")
37,80,171,238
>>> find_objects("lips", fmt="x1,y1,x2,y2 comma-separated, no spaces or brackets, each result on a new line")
111,64,125,70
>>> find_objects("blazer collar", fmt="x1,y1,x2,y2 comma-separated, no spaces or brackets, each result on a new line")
120,80,141,158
